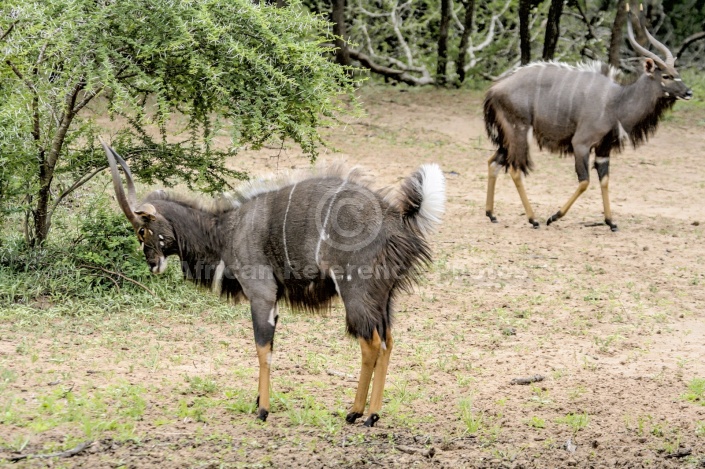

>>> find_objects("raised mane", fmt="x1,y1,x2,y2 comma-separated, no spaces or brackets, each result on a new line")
499,60,623,83
143,162,379,215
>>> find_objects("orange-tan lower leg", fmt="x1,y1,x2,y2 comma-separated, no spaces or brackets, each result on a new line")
547,180,589,226
600,176,618,231
486,155,501,222
346,331,381,424
365,330,393,427
509,167,539,228
256,343,272,421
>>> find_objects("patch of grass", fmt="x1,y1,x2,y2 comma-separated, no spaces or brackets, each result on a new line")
224,389,258,414
529,386,552,406
556,412,589,434
0,382,146,444
273,392,341,433
459,398,484,435
177,397,213,423
681,378,705,405
526,416,546,429
696,421,705,437
185,375,220,396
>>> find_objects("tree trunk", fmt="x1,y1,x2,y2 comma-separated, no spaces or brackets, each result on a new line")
609,0,628,67
456,0,475,84
542,0,564,60
519,0,532,65
332,0,350,67
26,82,87,246
31,167,53,247
436,0,451,85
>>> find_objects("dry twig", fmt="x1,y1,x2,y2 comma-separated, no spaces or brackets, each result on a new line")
9,441,93,462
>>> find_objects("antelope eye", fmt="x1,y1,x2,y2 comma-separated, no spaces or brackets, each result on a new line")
138,228,145,236
662,74,672,80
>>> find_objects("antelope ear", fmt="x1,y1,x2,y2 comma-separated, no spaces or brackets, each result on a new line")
134,203,157,222
643,58,656,76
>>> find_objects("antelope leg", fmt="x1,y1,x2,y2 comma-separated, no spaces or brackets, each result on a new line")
249,294,278,422
547,180,589,225
365,330,394,427
548,149,590,226
256,343,273,421
595,156,618,231
346,331,381,424
485,152,503,223
509,167,539,228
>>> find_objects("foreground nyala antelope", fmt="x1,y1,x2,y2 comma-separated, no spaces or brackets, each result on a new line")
100,138,445,426
484,5,692,231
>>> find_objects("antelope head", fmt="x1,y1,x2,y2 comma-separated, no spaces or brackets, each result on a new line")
99,137,176,274
626,4,693,101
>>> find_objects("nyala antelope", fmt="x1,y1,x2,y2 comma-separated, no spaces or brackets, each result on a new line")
484,5,692,231
100,138,445,426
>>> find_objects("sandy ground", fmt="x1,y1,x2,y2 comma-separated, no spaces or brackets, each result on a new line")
1,86,705,468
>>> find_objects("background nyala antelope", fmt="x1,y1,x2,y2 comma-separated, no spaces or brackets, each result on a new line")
483,5,692,231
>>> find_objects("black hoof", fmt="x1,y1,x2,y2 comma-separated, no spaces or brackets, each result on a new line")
529,218,540,229
363,413,380,427
346,412,363,424
606,220,618,232
546,211,562,226
486,211,498,223
257,408,269,422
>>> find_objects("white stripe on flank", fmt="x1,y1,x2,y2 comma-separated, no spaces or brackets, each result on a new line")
268,304,278,327
330,268,341,296
282,183,298,269
212,260,225,294
315,180,348,265
617,121,628,141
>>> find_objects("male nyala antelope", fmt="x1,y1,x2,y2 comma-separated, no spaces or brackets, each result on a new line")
484,6,692,231
100,138,445,426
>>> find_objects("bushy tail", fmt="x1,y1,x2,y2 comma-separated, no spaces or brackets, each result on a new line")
397,163,446,236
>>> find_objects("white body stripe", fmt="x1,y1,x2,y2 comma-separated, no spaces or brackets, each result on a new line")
315,180,348,265
212,260,225,294
282,183,298,269
267,304,278,327
617,121,628,141
330,268,341,296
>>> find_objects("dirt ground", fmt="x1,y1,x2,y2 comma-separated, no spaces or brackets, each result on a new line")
1,86,705,468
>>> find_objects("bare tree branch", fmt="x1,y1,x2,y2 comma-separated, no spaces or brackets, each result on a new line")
79,265,156,296
390,0,414,66
48,164,108,219
347,49,434,85
676,31,705,59
5,60,38,93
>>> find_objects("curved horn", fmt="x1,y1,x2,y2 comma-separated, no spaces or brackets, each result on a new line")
99,136,140,228
642,27,675,67
626,11,668,69
109,146,138,208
